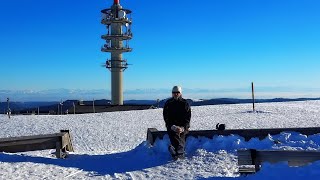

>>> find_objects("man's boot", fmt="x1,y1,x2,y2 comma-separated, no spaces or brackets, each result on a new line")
176,145,185,159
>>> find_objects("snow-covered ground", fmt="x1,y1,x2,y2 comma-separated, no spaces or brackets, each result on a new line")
1,100,320,179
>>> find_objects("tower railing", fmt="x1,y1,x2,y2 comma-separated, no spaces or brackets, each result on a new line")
101,46,132,53
102,59,129,71
101,33,132,41
101,18,132,25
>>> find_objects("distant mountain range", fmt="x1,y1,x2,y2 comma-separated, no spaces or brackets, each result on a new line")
2,88,320,102
1,97,320,114
157,97,320,107
0,101,59,114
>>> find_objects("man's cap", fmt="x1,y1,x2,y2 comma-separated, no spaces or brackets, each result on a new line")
172,86,182,93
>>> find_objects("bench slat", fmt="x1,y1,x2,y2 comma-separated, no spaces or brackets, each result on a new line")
0,137,58,148
238,149,320,174
239,167,256,174
257,151,320,163
238,150,320,165
0,133,65,142
146,127,320,145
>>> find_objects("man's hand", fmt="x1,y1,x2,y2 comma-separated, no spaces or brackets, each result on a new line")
171,125,184,133
176,127,184,133
171,125,178,132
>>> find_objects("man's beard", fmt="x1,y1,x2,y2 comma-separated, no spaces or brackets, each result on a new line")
173,96,180,100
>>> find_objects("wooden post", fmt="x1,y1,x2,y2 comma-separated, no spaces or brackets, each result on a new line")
56,141,63,158
147,128,159,145
60,130,74,152
251,82,255,112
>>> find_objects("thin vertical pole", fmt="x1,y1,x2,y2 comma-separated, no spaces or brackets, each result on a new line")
7,98,10,119
252,82,255,112
60,100,63,115
93,99,96,113
57,104,59,115
38,107,40,115
73,102,76,115
2,98,5,114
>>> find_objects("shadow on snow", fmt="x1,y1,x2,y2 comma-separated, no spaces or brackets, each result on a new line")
0,141,170,176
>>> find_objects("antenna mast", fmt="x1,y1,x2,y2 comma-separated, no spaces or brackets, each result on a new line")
101,0,133,105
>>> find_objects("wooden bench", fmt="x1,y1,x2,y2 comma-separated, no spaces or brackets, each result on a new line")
237,149,320,174
0,130,74,158
146,127,320,145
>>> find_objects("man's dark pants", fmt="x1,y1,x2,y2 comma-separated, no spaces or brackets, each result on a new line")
167,128,187,156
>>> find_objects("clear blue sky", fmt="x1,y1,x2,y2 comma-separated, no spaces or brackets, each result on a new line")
1,0,320,98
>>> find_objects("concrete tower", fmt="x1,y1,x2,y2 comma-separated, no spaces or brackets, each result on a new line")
101,0,132,105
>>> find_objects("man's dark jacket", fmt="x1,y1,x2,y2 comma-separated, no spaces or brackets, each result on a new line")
163,97,191,130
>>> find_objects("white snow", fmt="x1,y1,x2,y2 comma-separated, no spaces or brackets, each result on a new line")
1,100,320,179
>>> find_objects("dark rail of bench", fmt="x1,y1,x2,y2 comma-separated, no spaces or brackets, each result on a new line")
147,127,320,145
237,149,320,174
0,130,74,158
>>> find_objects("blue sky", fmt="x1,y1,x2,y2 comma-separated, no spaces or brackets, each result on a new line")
0,0,320,100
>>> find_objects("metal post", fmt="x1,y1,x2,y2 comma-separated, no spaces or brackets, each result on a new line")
93,99,96,113
38,107,40,115
252,82,255,112
57,104,59,115
7,98,10,119
73,102,75,115
60,100,63,115
0,98,1,114
157,99,160,108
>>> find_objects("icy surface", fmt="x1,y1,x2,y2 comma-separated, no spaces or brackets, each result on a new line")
1,100,320,179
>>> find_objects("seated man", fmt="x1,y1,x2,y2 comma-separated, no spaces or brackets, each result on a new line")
163,86,191,160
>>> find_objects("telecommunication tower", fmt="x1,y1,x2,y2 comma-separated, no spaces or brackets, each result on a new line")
101,0,132,105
